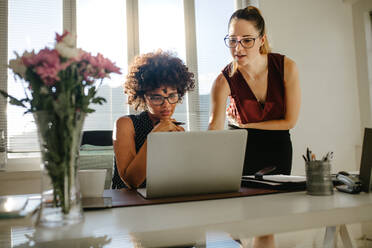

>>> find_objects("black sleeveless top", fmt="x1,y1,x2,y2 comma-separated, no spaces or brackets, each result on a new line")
111,111,154,189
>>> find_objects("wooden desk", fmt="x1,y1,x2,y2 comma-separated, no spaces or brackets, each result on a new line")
1,191,372,247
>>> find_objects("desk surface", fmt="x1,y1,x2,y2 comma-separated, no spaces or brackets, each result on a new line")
1,191,372,247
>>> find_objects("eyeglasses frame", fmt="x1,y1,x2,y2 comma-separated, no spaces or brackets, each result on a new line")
145,93,180,106
224,35,260,49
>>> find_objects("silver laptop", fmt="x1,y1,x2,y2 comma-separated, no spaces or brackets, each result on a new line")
137,130,247,199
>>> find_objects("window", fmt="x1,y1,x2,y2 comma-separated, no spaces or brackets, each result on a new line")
7,0,63,152
76,0,127,131
195,0,234,130
1,0,236,159
138,0,189,128
4,0,128,154
369,11,372,113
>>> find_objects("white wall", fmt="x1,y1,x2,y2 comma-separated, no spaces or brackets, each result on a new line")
260,0,362,175
352,0,372,131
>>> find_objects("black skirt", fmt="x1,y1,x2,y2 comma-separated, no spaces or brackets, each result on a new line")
229,125,293,175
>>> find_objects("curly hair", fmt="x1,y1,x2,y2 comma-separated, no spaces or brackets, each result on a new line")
124,50,195,111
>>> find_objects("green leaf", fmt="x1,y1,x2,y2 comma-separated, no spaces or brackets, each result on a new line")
87,87,96,98
0,90,27,108
91,97,106,105
86,108,96,113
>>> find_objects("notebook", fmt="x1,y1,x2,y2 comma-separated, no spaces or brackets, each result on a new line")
241,175,307,190
137,130,247,199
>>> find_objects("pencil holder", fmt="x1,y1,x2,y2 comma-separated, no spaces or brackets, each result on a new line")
305,160,333,195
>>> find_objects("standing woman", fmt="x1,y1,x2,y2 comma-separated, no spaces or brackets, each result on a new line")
112,50,195,189
208,6,300,248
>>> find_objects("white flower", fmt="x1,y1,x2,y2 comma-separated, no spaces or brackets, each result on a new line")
63,33,76,47
56,43,81,59
40,86,49,94
9,53,27,78
61,32,76,48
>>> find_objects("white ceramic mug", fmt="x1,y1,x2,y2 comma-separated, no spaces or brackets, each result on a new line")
78,169,106,198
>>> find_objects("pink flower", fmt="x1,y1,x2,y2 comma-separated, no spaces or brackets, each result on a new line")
55,31,69,43
22,48,62,86
7,31,124,115
60,59,74,70
21,52,37,67
22,48,59,67
77,61,95,84
79,52,121,77
94,53,121,74
79,51,93,64
35,63,61,86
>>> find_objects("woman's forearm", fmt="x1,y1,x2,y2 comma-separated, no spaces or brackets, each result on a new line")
208,117,225,130
242,118,296,130
208,73,230,131
119,141,148,189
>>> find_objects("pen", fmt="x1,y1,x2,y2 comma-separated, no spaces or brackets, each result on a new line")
172,121,185,126
322,151,334,161
323,152,329,161
327,152,333,161
302,155,307,162
306,147,310,162
155,121,185,126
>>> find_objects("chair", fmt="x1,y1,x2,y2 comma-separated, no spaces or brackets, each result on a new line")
81,130,113,146
79,130,114,189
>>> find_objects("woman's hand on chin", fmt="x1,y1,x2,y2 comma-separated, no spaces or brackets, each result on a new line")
152,119,184,132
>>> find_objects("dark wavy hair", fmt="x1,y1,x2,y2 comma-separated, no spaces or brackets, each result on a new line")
124,50,195,111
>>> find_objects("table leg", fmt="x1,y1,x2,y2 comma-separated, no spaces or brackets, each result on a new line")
323,226,338,248
339,224,354,248
323,225,354,248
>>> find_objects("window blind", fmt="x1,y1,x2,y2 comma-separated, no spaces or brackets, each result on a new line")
0,0,7,145
76,0,128,132
7,0,63,152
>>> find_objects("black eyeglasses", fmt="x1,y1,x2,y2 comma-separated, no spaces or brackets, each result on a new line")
224,35,258,49
146,93,180,106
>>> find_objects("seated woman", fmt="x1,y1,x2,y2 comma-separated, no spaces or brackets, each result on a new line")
112,50,195,189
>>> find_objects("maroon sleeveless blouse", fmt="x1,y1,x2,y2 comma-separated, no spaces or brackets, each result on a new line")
223,53,285,124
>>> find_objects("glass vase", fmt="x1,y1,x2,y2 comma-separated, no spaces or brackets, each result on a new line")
34,111,85,227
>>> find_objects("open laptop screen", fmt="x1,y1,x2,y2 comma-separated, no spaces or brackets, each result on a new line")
139,130,247,199
360,128,372,192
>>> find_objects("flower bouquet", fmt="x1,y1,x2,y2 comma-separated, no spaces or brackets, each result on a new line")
0,31,121,227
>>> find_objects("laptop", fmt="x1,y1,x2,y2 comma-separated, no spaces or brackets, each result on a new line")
359,128,372,192
137,130,247,199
